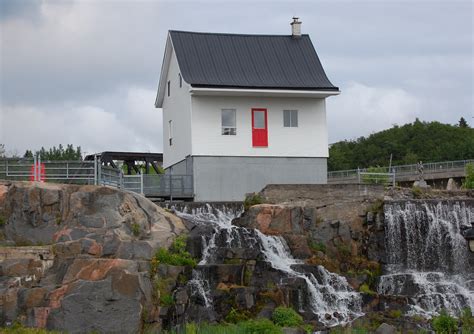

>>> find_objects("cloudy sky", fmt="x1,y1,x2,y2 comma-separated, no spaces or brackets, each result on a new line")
0,0,472,156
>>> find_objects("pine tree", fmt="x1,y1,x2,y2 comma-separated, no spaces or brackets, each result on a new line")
458,117,468,128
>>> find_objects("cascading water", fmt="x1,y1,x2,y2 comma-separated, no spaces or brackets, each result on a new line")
379,200,474,317
173,203,362,327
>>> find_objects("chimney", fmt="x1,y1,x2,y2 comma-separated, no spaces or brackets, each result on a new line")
291,17,301,38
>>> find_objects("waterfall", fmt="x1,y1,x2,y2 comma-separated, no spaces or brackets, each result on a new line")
379,200,474,317
174,203,362,327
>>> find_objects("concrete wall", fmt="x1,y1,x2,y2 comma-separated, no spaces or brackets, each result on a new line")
162,47,192,168
192,156,327,201
191,95,328,158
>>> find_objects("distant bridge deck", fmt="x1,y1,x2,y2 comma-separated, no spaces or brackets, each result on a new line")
328,159,473,186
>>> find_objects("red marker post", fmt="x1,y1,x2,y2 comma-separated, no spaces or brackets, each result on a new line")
30,163,46,182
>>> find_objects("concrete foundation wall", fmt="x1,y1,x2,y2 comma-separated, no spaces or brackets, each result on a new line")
192,156,327,201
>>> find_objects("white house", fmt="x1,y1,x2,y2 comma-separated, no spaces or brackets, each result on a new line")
155,18,339,201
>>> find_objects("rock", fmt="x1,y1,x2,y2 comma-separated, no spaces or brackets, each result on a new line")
0,181,188,333
375,322,397,334
2,182,186,247
446,178,458,191
413,180,429,189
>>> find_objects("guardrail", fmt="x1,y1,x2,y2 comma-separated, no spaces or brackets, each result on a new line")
328,159,474,184
0,158,193,199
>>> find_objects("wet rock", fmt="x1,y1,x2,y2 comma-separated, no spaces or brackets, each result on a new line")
375,323,397,334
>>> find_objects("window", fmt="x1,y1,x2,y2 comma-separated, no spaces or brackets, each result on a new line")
167,80,170,97
179,73,182,88
168,120,173,146
221,109,236,135
283,110,298,127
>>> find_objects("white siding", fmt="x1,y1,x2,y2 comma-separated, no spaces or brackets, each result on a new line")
190,95,329,157
162,48,192,168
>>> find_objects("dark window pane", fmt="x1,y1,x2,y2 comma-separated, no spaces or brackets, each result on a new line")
283,110,291,127
291,110,298,127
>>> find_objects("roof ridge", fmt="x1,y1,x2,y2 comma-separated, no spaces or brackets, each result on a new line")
169,30,310,38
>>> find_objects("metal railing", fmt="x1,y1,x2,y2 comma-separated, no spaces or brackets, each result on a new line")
0,158,96,184
122,174,193,198
0,157,193,198
328,159,474,184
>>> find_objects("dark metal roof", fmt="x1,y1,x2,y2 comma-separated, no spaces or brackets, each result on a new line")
169,30,338,91
84,151,163,162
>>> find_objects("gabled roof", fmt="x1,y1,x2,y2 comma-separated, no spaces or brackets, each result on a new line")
156,30,338,107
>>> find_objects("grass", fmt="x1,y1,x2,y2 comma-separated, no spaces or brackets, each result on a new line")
359,283,377,296
131,223,140,237
162,319,282,334
388,309,402,319
0,322,60,334
244,193,264,210
461,307,474,333
308,240,326,253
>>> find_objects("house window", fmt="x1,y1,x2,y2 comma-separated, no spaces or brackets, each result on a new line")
179,74,182,88
167,80,170,97
283,110,298,127
221,109,236,135
168,120,173,146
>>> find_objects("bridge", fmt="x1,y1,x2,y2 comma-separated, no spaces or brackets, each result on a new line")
328,159,473,188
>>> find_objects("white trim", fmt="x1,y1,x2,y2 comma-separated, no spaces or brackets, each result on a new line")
189,87,340,98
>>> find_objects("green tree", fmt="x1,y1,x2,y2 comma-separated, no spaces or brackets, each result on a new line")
35,144,82,161
23,150,34,158
328,120,474,171
458,117,469,128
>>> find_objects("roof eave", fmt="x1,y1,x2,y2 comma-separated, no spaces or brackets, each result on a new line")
155,33,173,108
189,86,341,98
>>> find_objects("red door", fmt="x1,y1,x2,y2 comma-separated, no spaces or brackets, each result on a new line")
252,108,268,147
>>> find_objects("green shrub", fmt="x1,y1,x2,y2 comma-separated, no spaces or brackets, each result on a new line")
242,318,282,334
131,223,140,237
432,310,458,334
309,240,326,253
461,307,474,333
463,163,474,189
153,235,197,267
160,293,174,306
388,309,402,318
244,193,264,210
225,307,251,323
271,306,303,327
359,283,376,296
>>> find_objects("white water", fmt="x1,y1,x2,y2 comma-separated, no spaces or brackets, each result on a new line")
175,203,362,327
380,201,474,317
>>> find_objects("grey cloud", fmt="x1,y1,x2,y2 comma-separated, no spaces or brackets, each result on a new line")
0,0,472,154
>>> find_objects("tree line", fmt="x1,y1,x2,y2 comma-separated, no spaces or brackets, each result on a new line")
328,118,473,171
23,144,82,161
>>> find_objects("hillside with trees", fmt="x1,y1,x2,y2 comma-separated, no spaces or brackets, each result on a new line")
328,118,474,171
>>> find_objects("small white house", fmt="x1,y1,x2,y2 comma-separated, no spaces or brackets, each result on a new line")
155,19,339,201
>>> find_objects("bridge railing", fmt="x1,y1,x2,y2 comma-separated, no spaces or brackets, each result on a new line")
0,157,193,198
328,159,474,183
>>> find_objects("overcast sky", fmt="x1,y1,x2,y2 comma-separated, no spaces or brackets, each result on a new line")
0,0,472,156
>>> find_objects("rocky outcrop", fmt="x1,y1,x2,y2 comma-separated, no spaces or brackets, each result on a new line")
0,181,186,333
235,184,385,279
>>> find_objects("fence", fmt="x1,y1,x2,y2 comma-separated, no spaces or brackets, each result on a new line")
0,157,193,199
328,159,474,185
